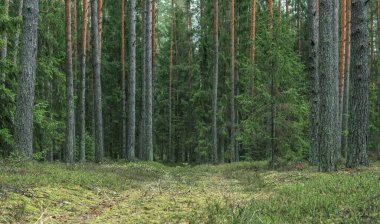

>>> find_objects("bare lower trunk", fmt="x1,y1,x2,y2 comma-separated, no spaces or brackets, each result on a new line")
90,0,104,163
308,0,319,165
347,0,369,167
127,0,137,160
79,0,88,162
211,0,219,164
318,0,339,172
65,0,75,164
14,0,39,158
121,0,127,158
230,0,236,162
146,0,154,161
342,0,351,159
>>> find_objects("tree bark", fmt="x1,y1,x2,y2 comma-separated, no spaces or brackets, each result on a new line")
339,0,347,116
211,0,219,164
308,0,319,165
168,0,175,163
347,0,369,167
139,0,147,160
14,0,39,158
121,0,127,158
286,0,289,15
13,0,23,65
146,0,153,161
65,0,75,164
127,0,137,160
79,0,88,162
90,0,104,163
318,0,339,172
230,0,236,162
342,0,351,159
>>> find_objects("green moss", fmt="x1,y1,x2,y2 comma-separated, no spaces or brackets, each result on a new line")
0,161,379,223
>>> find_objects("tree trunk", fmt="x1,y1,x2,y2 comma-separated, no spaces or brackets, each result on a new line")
13,0,23,65
127,0,137,160
333,0,340,158
342,0,351,159
139,0,147,160
339,0,347,117
250,0,256,65
347,0,369,167
65,0,75,164
278,0,282,20
230,0,236,162
146,0,153,161
121,0,127,158
318,0,339,172
98,0,102,58
1,0,9,82
211,0,219,164
14,0,39,158
168,0,174,163
90,0,104,163
79,0,88,162
308,0,319,165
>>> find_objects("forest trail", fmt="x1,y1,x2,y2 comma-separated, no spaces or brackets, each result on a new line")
1,162,380,223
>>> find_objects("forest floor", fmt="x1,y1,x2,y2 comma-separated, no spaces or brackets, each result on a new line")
0,160,379,223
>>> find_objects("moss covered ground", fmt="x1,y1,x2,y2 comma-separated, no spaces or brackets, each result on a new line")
0,161,379,223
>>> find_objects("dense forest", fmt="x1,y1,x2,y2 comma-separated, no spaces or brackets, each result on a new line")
1,0,380,223
0,0,378,168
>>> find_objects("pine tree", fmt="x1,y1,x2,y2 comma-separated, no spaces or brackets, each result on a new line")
90,0,104,163
230,0,236,162
79,0,88,162
146,0,154,161
127,0,137,160
347,0,369,167
14,0,39,158
308,0,319,165
65,0,75,164
121,0,127,158
211,0,219,164
318,0,339,172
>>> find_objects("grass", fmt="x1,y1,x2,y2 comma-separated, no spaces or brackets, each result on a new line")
0,160,379,223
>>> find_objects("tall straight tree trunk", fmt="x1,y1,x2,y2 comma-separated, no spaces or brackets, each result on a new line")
347,0,369,167
371,9,374,67
127,0,137,160
152,0,156,79
333,0,340,157
79,0,88,162
339,0,347,115
342,0,351,159
98,0,102,58
168,0,174,163
139,0,147,160
308,0,319,165
90,0,104,163
13,0,23,65
377,0,380,154
211,0,219,164
65,0,75,164
14,0,39,158
318,0,339,172
121,0,127,158
1,0,9,82
278,0,282,20
230,0,236,162
74,0,78,75
268,0,275,168
146,0,153,161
